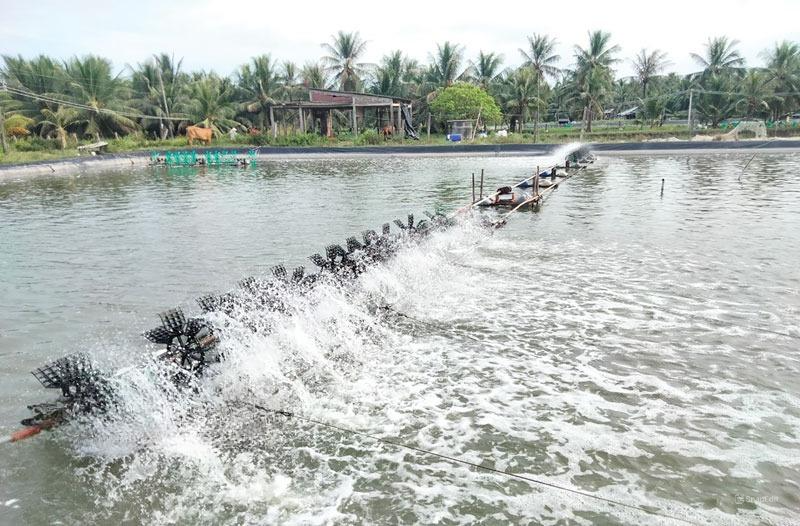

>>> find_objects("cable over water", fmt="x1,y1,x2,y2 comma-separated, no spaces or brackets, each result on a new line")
251,403,699,525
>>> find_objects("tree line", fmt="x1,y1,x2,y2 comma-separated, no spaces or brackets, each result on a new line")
1,30,799,148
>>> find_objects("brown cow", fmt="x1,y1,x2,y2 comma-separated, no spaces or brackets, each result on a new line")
186,125,213,146
381,125,395,140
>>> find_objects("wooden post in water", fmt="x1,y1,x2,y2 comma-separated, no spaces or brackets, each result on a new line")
472,172,476,203
533,166,540,201
661,178,665,197
479,169,484,200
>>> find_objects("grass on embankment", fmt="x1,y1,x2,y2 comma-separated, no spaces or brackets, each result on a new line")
3,125,800,165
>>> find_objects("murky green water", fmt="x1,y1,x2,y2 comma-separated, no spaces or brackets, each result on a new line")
0,153,798,525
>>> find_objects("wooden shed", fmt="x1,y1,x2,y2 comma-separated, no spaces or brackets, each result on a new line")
272,89,414,138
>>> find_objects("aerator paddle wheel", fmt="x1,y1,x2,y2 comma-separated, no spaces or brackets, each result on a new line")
144,308,220,376
14,208,454,439
23,353,110,428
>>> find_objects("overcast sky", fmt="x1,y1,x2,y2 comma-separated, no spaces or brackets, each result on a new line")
2,0,797,80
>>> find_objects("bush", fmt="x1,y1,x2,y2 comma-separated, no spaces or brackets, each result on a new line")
107,134,149,152
262,133,323,146
13,137,60,152
354,129,381,145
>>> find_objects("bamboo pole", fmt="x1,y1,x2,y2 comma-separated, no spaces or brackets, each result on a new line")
471,106,482,141
472,172,476,203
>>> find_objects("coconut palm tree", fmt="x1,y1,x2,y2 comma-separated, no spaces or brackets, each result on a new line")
1,54,67,135
301,62,329,90
631,48,670,97
736,69,771,118
281,61,302,100
469,51,504,91
373,51,407,97
695,73,736,126
690,36,745,78
131,53,186,138
502,68,543,133
153,53,185,136
762,40,800,119
611,78,640,115
1,54,65,103
237,55,282,131
183,73,241,135
519,34,561,139
39,105,86,149
427,42,466,88
321,31,369,91
64,55,137,138
519,34,561,80
574,31,619,131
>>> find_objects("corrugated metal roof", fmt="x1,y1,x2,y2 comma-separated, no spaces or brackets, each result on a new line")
309,88,411,103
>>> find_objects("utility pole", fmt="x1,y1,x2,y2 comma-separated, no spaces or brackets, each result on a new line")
0,81,8,154
156,67,172,139
687,89,694,138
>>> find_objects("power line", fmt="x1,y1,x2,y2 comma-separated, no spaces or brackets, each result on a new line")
3,85,187,121
1,68,182,100
251,404,698,525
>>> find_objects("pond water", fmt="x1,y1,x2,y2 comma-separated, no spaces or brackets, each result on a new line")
0,152,798,525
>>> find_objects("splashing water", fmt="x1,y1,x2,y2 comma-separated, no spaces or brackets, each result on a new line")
1,153,798,525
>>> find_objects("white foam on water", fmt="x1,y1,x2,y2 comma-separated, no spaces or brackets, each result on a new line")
47,207,799,525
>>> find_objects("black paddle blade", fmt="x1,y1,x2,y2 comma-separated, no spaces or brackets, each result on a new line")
32,354,93,390
362,229,378,245
408,214,414,229
393,219,407,230
291,266,305,282
145,325,176,344
159,308,186,334
239,277,258,294
382,223,391,235
31,353,108,405
346,236,363,253
326,244,347,260
197,294,219,313
309,253,327,269
271,265,287,281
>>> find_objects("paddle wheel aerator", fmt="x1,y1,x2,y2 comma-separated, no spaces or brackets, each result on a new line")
144,308,220,375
